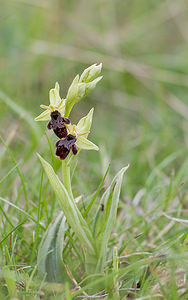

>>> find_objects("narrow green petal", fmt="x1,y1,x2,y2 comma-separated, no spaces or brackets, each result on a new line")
76,136,99,151
35,109,51,121
76,108,94,136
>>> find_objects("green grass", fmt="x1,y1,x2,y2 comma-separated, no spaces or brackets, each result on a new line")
1,0,188,299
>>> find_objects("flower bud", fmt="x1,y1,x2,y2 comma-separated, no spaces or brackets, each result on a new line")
76,76,103,102
76,83,86,101
64,64,103,117
83,76,103,98
80,63,102,83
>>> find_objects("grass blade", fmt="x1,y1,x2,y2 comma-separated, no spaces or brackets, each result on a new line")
93,165,129,272
83,165,110,218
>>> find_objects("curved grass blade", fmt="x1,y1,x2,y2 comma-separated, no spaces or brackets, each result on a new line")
92,165,129,273
0,197,44,229
83,165,110,218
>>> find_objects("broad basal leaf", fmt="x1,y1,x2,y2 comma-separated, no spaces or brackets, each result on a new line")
37,212,66,282
37,154,95,254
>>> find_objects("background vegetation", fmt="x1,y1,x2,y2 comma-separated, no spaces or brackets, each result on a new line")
0,0,188,299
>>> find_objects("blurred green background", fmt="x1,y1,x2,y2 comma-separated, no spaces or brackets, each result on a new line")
1,0,188,197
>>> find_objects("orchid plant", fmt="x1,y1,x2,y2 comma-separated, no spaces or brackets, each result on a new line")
35,64,129,295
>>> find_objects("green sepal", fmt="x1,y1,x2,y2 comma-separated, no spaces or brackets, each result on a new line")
76,136,99,151
35,109,51,121
77,108,93,135
49,82,61,106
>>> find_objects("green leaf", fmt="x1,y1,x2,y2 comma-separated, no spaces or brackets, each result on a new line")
112,247,119,297
93,165,129,273
37,154,95,254
2,266,17,298
37,212,67,282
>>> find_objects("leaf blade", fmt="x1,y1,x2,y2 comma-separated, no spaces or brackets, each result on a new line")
37,154,95,254
37,212,66,282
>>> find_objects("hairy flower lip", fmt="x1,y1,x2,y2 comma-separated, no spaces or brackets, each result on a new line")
47,110,70,139
55,134,78,160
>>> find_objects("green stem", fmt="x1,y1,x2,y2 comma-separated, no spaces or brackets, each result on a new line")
62,158,74,201
64,100,76,118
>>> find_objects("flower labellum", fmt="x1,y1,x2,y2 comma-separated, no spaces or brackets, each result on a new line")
55,134,78,160
47,111,70,139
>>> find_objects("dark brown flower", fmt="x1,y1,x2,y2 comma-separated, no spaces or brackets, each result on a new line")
55,134,78,160
47,110,70,139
